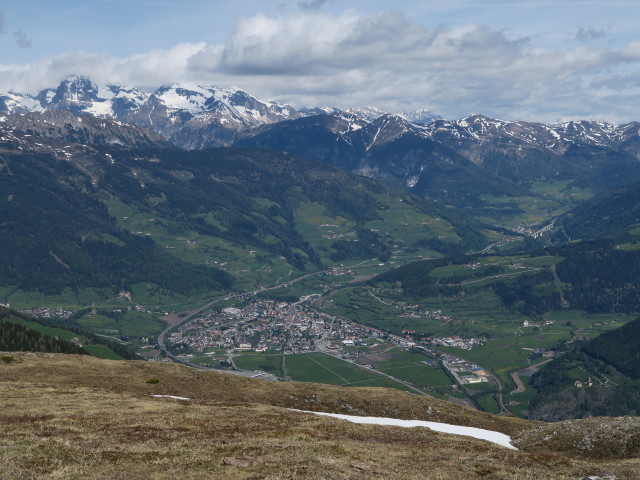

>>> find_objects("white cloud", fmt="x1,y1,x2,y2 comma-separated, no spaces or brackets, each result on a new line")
621,41,640,61
1,10,639,123
0,43,208,94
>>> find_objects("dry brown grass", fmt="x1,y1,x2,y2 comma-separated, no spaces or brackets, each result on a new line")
0,352,637,479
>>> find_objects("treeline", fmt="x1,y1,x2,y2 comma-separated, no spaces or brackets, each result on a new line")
0,307,140,360
0,320,87,355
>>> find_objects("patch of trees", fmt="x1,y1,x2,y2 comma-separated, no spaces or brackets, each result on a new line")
554,242,640,313
0,307,140,360
413,237,467,256
331,227,391,262
493,270,560,315
0,320,87,355
581,316,640,380
372,255,470,298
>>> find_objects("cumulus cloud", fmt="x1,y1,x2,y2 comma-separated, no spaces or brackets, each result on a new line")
0,10,639,122
201,11,636,121
0,43,209,94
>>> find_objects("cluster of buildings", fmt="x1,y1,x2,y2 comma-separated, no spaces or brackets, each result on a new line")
443,358,491,384
429,336,485,350
421,309,454,323
167,298,415,355
21,307,75,319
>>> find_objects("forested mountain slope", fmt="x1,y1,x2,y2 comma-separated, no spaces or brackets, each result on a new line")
0,117,495,304
529,316,640,420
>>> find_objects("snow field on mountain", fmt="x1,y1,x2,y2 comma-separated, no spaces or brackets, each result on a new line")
293,410,517,450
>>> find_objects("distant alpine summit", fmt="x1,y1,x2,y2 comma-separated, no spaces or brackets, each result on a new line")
0,75,440,149
0,75,301,148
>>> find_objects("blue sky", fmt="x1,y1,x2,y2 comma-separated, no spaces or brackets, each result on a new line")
1,0,640,122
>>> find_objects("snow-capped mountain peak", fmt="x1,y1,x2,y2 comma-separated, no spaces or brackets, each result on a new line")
345,106,389,123
399,108,441,125
0,75,303,148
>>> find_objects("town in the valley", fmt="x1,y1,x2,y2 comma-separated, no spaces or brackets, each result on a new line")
162,296,489,385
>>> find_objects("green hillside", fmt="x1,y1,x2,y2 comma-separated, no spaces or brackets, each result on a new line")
554,178,640,241
0,145,496,310
529,316,640,420
0,306,138,360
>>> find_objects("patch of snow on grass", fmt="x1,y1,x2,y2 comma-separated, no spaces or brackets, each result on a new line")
150,394,191,401
295,410,516,450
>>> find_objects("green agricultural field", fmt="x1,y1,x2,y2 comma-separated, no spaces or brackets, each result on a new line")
234,353,284,376
521,256,564,267
363,192,461,252
77,314,120,335
285,352,402,388
476,394,501,414
373,349,455,392
119,311,165,336
82,345,125,360
2,288,108,310
74,309,166,338
294,202,355,260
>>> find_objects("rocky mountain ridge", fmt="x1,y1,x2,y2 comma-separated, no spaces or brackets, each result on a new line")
5,75,640,217
4,76,639,152
0,75,439,149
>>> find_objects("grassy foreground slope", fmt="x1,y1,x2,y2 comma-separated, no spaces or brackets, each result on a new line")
1,353,639,479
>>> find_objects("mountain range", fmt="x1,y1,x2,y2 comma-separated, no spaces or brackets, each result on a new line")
0,75,438,149
5,75,640,220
